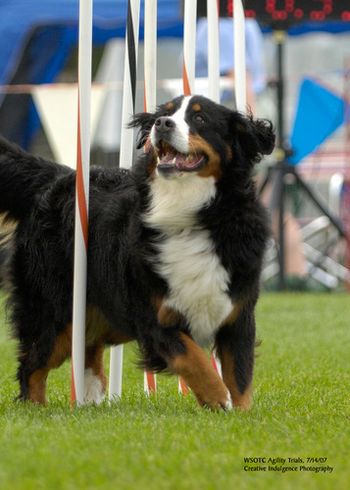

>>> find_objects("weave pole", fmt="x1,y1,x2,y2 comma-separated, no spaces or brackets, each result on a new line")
71,0,93,406
108,0,141,401
143,0,158,396
207,0,223,376
207,0,220,103
183,0,197,95
233,0,247,112
177,0,198,395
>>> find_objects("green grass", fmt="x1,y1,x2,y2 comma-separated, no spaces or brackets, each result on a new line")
0,293,349,490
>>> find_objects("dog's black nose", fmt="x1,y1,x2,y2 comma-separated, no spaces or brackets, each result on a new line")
154,116,175,133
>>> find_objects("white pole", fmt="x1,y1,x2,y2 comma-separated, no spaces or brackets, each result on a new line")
119,0,141,167
183,0,197,95
143,0,158,396
109,0,141,401
207,0,220,102
233,0,247,112
108,345,123,400
71,0,93,406
144,0,157,113
179,0,197,395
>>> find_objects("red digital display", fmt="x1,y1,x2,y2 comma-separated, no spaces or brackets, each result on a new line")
197,1,350,26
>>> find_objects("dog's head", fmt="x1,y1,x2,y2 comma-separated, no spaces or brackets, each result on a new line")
130,95,275,182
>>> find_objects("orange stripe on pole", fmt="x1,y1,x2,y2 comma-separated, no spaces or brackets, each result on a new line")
146,371,157,393
211,353,219,372
182,63,191,96
76,101,89,248
179,377,189,395
71,0,92,407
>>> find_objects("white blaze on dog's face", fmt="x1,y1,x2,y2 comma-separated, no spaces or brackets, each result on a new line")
150,96,191,155
149,95,223,181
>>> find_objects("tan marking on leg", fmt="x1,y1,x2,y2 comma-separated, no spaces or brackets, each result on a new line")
26,325,72,405
152,296,181,327
86,306,133,346
86,307,110,346
221,302,242,328
28,368,48,405
220,348,252,410
47,324,72,368
167,333,231,410
158,305,180,327
188,134,222,181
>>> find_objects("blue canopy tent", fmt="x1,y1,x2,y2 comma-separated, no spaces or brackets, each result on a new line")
1,0,350,148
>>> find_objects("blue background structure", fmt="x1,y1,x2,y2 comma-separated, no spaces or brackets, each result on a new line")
289,78,347,165
0,0,350,148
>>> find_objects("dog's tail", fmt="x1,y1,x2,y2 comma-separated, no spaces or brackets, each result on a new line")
0,136,71,221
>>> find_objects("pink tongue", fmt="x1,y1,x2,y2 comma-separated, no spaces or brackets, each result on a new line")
160,151,203,169
175,153,202,169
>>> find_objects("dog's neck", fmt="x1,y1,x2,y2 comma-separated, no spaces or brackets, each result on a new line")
143,173,217,232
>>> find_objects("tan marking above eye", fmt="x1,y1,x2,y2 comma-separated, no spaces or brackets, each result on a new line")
192,103,202,112
165,102,174,110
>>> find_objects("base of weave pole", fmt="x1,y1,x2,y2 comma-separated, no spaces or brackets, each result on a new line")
70,365,76,407
108,345,124,401
144,371,157,394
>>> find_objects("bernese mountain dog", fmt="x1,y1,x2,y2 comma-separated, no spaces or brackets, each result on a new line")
0,95,274,410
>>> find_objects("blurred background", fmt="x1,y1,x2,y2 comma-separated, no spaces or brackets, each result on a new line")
0,0,349,291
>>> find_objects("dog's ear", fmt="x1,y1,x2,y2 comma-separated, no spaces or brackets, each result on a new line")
231,112,275,163
128,112,157,149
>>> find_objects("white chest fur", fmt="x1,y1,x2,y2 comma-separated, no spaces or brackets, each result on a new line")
145,173,233,346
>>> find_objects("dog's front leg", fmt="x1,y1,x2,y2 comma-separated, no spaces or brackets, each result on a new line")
216,307,256,411
146,300,232,410
167,332,232,410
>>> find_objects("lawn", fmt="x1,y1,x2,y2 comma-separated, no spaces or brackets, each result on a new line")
0,293,349,490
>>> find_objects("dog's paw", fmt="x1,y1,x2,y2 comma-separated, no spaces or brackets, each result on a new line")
197,387,233,412
84,368,105,405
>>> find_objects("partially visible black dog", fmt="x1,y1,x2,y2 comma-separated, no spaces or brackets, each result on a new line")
0,95,274,409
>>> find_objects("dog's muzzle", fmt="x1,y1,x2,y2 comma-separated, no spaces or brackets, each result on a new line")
154,116,175,135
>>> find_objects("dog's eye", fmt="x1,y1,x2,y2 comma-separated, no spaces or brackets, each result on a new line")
193,114,205,125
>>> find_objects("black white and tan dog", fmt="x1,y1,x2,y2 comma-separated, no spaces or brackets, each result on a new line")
0,95,274,410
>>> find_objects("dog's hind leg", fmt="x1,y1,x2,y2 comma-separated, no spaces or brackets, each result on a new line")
216,307,256,410
17,323,72,405
84,344,106,405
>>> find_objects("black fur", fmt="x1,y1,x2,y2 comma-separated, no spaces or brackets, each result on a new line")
0,95,274,407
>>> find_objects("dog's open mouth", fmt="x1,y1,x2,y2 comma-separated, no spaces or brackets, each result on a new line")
156,142,206,173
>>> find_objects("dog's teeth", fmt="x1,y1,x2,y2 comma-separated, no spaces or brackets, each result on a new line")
157,156,161,164
171,157,176,164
